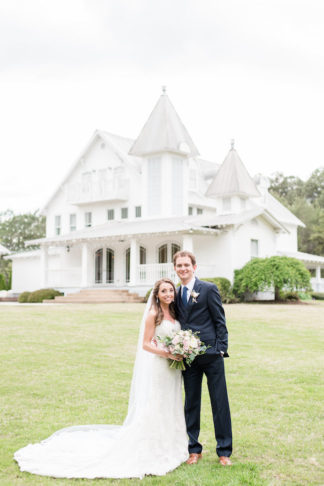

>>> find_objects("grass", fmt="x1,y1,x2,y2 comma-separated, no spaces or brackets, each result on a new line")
0,302,323,486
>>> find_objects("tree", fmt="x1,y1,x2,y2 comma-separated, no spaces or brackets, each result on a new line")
233,256,311,301
0,211,45,253
0,210,46,290
269,172,305,206
304,167,324,207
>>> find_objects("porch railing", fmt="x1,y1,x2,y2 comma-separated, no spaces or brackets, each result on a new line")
137,263,179,285
311,278,324,293
137,263,220,285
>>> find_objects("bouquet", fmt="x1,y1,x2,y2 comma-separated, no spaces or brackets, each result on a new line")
156,329,208,370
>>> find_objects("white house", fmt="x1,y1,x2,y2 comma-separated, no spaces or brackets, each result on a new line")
8,91,324,297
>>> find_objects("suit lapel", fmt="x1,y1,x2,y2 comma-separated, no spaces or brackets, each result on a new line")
185,278,202,318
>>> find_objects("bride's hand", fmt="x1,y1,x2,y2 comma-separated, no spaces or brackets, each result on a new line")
168,353,183,361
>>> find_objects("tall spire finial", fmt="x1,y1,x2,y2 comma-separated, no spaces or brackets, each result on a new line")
162,85,167,94
230,138,235,150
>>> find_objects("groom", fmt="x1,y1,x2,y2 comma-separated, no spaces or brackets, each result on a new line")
173,250,232,466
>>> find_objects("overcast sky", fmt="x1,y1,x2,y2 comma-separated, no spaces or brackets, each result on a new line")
1,0,324,213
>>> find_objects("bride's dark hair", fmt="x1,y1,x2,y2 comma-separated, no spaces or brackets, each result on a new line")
151,278,176,326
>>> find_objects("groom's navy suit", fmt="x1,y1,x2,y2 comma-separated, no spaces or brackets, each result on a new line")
176,278,232,457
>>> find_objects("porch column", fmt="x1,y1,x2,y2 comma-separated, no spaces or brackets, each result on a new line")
129,238,138,286
81,242,90,287
40,245,48,288
182,234,193,252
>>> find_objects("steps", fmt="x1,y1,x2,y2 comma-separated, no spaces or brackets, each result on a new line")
43,289,144,304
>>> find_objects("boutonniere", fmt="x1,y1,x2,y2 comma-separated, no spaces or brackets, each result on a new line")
190,290,200,303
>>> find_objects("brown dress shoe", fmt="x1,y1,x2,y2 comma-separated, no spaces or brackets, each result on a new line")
219,456,232,466
186,453,202,464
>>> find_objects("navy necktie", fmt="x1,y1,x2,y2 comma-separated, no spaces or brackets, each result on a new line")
182,286,188,307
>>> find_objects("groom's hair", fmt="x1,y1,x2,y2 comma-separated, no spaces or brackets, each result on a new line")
173,250,196,266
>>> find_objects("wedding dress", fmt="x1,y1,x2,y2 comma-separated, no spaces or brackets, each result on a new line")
14,296,188,479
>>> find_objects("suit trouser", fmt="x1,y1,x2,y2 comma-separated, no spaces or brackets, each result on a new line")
182,355,232,457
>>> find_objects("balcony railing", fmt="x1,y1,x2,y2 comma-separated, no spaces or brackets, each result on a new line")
67,179,129,204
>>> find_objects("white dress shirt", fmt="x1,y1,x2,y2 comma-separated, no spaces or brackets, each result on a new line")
181,276,196,302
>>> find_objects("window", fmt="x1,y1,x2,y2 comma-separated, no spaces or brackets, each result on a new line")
140,246,146,265
158,243,180,263
106,248,114,283
85,212,92,227
148,157,161,216
321,268,324,279
121,207,128,219
188,206,193,216
135,206,142,218
54,215,61,235
250,239,259,259
158,244,168,264
95,249,103,283
171,243,180,259
197,208,203,215
107,209,115,221
125,248,130,283
223,197,231,211
69,213,76,231
81,172,92,194
308,268,316,278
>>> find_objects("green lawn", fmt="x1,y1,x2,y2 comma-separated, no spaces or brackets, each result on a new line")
0,302,323,486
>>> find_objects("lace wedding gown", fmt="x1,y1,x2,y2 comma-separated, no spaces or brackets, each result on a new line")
14,319,188,479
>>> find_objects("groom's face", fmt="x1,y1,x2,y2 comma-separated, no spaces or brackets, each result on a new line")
174,256,197,285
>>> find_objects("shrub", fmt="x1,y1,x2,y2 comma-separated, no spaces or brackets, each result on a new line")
202,277,238,303
233,256,312,301
18,291,31,303
27,288,63,303
144,288,152,303
281,291,300,301
311,292,324,300
297,291,312,301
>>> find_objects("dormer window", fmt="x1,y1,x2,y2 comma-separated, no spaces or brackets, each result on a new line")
135,206,142,218
188,206,193,216
121,207,128,219
223,197,231,212
85,212,92,227
70,214,76,231
197,208,203,215
54,215,61,235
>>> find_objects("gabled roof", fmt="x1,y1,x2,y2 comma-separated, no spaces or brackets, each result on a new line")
41,130,136,214
129,91,199,157
0,243,10,255
260,191,305,227
206,146,260,198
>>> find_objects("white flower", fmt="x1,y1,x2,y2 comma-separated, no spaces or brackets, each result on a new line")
190,290,200,303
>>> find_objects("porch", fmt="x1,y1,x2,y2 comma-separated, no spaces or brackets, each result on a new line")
40,232,219,295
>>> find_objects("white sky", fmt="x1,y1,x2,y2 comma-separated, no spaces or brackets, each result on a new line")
1,0,324,213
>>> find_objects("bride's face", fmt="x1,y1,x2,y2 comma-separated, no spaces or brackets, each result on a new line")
158,283,175,305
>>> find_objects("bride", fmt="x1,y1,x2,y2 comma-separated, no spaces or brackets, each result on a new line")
14,278,189,479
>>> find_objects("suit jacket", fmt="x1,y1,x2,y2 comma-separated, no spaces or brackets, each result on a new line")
176,278,229,357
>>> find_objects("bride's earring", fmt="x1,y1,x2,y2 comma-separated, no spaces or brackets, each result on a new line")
156,298,159,304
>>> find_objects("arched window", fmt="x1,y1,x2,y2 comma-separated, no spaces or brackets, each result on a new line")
125,248,130,283
106,248,114,283
158,243,181,263
158,244,168,263
95,249,103,284
171,243,180,260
